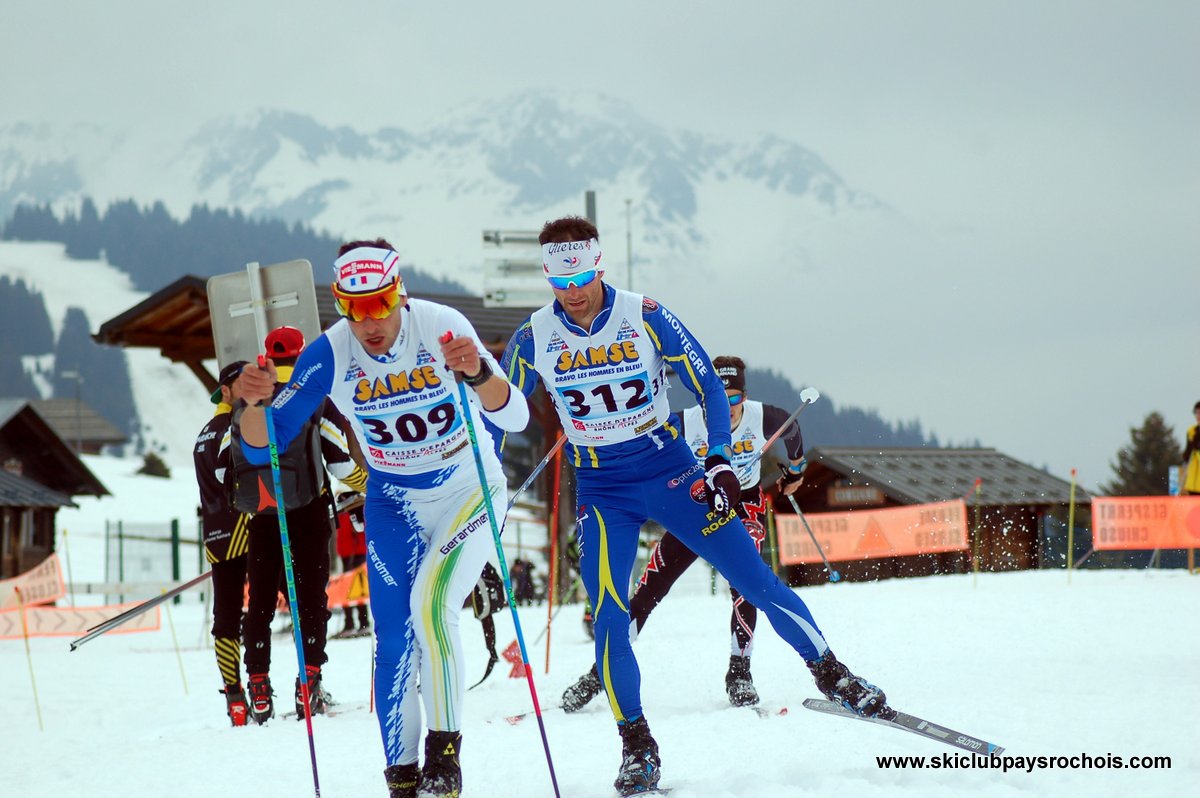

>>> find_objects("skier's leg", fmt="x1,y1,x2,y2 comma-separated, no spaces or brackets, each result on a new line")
290,498,333,668
409,469,505,733
243,514,282,676
651,475,888,715
364,487,424,767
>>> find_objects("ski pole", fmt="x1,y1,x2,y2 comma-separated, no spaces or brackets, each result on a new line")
164,588,189,696
263,394,322,798
737,387,819,483
70,570,213,651
778,464,841,583
508,433,567,512
441,332,561,798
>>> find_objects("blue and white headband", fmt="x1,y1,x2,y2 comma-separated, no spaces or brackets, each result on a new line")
541,239,603,277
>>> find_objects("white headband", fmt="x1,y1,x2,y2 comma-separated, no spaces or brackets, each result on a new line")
333,247,406,295
541,238,603,277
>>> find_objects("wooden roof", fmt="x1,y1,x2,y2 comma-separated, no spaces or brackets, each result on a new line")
796,446,1089,508
94,275,537,391
30,399,127,448
0,400,109,498
0,469,76,508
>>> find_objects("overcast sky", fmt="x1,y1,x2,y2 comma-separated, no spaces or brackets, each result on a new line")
3,0,1198,489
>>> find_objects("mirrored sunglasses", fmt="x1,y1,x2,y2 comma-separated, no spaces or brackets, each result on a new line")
332,280,403,322
727,393,745,407
547,269,599,291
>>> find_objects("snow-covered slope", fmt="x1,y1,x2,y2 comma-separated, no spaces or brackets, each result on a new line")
0,240,217,466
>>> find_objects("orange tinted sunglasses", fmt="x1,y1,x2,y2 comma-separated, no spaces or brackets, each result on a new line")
331,279,404,322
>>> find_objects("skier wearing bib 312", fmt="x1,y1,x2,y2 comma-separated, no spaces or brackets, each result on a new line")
501,216,889,796
559,354,810,714
232,239,529,798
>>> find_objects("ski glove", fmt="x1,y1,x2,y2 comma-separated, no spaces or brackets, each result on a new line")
703,452,741,518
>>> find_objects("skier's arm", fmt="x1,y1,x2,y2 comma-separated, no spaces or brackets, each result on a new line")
234,336,337,464
762,403,805,467
499,318,542,403
319,400,369,492
640,299,731,452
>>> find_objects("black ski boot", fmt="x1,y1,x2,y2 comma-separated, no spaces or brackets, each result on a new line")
561,664,603,713
417,730,462,798
295,664,333,718
614,716,661,796
222,683,249,727
247,673,274,725
807,650,892,718
725,655,760,707
384,763,420,798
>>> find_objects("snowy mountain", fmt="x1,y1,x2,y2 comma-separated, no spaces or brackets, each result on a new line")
0,91,892,291
1,91,929,465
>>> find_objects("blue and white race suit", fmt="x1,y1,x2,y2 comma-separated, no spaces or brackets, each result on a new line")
239,298,528,766
502,284,830,724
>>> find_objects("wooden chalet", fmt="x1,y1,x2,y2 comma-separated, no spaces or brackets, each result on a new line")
782,446,1089,584
0,400,109,578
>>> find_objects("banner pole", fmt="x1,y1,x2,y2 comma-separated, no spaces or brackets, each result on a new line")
164,588,189,695
63,529,76,608
14,587,45,732
1067,468,1078,585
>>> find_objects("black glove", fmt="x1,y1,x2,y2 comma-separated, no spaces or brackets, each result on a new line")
703,452,741,518
775,461,807,495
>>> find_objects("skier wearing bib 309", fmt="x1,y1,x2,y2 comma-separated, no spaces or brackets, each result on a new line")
501,216,889,796
232,239,529,798
559,354,809,714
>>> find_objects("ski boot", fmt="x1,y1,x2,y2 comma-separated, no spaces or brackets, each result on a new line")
725,655,760,707
295,664,333,718
561,664,603,713
417,730,462,798
222,683,249,727
384,763,420,798
807,650,892,718
247,673,274,724
614,716,661,796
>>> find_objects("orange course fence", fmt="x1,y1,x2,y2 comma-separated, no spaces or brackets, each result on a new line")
2,554,162,640
1092,496,1200,550
0,554,66,610
776,500,969,566
0,599,160,640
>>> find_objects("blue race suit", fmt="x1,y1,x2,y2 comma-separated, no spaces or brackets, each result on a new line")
501,284,829,724
238,299,528,766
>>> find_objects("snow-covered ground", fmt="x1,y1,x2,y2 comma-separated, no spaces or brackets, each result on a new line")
4,456,1197,797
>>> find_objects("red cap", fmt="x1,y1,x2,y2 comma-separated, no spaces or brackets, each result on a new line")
265,326,305,358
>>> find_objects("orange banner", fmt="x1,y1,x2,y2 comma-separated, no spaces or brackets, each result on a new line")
326,564,370,608
0,601,160,640
0,554,66,610
1092,496,1200,550
777,500,969,565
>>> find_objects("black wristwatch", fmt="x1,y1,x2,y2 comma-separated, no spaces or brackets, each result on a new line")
463,358,493,387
